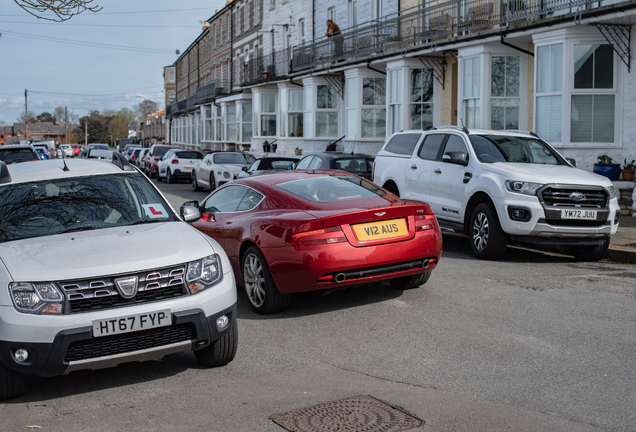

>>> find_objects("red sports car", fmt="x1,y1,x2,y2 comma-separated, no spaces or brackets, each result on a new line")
183,170,442,314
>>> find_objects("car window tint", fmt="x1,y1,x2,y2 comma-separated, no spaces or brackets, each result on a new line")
333,158,372,174
295,156,314,170
213,153,251,164
153,147,173,157
236,189,264,211
245,154,256,164
443,135,468,157
469,136,508,163
384,133,422,155
527,140,560,165
418,134,446,160
308,156,323,170
176,151,202,159
201,186,247,214
276,175,386,203
270,160,296,169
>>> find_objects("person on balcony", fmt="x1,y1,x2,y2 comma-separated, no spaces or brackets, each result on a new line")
325,19,343,57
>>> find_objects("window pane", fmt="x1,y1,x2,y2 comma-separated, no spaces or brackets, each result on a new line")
289,89,303,111
491,99,505,130
506,56,520,97
574,45,595,89
241,123,252,142
472,57,481,97
317,85,337,109
363,78,375,105
464,59,473,98
346,77,357,108
346,109,357,139
261,93,275,113
491,56,505,97
411,69,432,102
261,115,276,136
361,108,386,138
536,95,562,142
316,112,338,137
289,113,304,137
227,105,236,123
391,104,401,134
205,120,212,140
595,45,613,89
593,95,615,142
410,103,433,130
375,78,386,105
571,95,593,142
391,70,402,104
227,123,237,141
242,103,252,123
418,134,444,160
466,99,480,129
504,98,519,129
444,135,468,155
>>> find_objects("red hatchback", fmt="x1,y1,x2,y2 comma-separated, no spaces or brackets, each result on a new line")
184,170,442,314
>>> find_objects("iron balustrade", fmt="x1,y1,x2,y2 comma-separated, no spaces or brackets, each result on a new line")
242,48,291,86
292,0,601,73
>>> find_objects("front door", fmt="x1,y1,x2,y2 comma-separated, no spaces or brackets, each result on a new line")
191,185,248,249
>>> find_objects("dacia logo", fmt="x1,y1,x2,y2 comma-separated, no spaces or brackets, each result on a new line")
570,192,586,201
115,276,138,299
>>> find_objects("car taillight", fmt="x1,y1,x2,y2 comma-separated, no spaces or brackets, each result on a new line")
171,159,178,164
415,214,438,231
131,156,136,161
287,226,347,246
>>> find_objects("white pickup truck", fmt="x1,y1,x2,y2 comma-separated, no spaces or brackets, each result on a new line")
373,127,620,261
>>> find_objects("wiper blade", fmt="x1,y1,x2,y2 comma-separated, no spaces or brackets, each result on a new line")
127,219,166,226
57,225,104,234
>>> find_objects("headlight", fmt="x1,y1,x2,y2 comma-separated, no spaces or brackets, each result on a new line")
185,254,223,294
223,171,231,179
604,185,617,200
505,180,543,196
9,282,64,315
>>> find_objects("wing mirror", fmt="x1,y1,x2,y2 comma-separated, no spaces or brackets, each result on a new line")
442,152,468,167
566,157,577,167
242,166,248,172
180,201,200,223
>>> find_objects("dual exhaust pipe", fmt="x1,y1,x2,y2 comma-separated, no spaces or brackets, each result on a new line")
333,259,430,284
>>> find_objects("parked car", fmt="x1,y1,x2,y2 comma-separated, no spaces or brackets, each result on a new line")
157,149,204,183
59,144,74,158
184,170,442,314
292,153,375,180
138,148,151,169
0,155,238,401
373,127,620,261
146,144,180,178
78,143,111,158
236,156,299,179
191,151,256,192
129,148,143,165
0,145,40,164
124,145,142,162
33,145,51,160
31,140,57,158
117,138,136,152
71,144,82,157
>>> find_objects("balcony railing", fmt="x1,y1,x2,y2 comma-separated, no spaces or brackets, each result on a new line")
241,48,291,86
292,0,601,73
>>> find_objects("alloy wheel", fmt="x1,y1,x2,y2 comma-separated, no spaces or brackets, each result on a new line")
472,212,489,251
243,253,266,307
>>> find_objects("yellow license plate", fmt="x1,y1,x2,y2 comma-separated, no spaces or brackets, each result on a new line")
353,218,408,241
184,167,192,171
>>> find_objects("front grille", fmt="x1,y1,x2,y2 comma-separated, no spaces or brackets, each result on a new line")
544,219,607,227
541,187,608,207
64,323,195,362
59,265,187,314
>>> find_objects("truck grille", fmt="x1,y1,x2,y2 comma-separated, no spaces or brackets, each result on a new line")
59,265,187,314
64,323,195,362
540,187,608,207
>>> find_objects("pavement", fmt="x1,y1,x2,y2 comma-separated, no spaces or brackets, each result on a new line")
607,214,636,262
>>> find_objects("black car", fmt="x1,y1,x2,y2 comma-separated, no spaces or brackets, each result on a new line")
0,145,40,164
236,156,299,179
292,152,374,180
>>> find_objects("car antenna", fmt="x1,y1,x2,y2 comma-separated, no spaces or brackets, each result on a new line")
459,118,469,135
61,146,69,172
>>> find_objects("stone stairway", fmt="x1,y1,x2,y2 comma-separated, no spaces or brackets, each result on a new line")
613,180,636,216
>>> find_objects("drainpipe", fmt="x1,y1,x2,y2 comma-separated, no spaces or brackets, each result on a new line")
230,6,234,90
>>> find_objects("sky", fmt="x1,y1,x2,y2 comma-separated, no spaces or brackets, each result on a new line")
0,0,227,125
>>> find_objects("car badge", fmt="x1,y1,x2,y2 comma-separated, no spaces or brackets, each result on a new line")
115,276,138,299
570,192,586,201
375,212,386,217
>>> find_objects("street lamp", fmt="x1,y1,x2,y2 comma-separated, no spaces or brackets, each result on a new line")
109,134,113,147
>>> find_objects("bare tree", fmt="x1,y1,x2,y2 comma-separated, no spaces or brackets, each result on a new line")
14,0,102,22
133,100,159,122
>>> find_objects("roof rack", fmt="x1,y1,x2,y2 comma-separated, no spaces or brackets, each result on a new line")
502,129,540,138
82,149,136,171
431,125,470,134
0,161,11,184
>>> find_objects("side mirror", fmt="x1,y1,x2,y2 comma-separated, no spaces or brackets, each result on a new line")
242,166,248,172
180,203,201,223
566,157,577,167
442,152,468,167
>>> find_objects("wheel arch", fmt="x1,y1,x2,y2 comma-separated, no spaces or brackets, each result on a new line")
463,192,495,234
382,179,400,197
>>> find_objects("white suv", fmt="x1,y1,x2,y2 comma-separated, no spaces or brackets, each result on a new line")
373,128,620,261
0,153,238,400
157,149,204,184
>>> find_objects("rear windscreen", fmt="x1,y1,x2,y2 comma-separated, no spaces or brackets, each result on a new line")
176,151,203,159
332,158,373,174
276,175,386,203
0,148,39,164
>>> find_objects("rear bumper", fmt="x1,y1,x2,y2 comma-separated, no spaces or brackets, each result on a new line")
0,304,236,377
266,229,443,293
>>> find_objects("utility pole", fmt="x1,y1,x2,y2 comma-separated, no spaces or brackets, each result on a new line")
24,89,28,144
84,120,88,145
65,106,68,145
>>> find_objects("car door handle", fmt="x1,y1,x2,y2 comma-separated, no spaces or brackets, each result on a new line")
410,165,417,170
434,169,442,174
463,172,473,184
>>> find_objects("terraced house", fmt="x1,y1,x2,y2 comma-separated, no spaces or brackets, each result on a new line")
165,0,636,169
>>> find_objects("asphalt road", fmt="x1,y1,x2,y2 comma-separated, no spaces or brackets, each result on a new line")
3,177,635,432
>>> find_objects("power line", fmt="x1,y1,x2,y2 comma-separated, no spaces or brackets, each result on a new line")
0,30,174,54
0,20,201,28
29,85,163,98
3,7,216,17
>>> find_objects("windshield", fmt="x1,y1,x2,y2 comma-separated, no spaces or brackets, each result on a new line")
0,173,177,243
214,153,255,164
276,175,386,203
469,135,566,165
0,148,40,164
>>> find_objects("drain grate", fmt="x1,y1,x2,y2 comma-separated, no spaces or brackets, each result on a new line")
270,395,423,432
618,242,636,248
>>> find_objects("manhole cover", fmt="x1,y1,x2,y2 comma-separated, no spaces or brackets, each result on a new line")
270,395,423,432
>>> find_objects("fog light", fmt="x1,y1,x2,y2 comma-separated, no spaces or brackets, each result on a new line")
216,315,229,329
508,207,531,222
14,349,28,363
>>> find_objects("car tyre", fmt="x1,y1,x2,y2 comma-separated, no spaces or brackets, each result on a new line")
241,246,291,314
166,169,174,184
150,168,157,179
470,202,508,260
192,173,202,191
570,238,610,262
0,363,25,401
390,270,431,290
209,173,216,192
194,320,238,367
